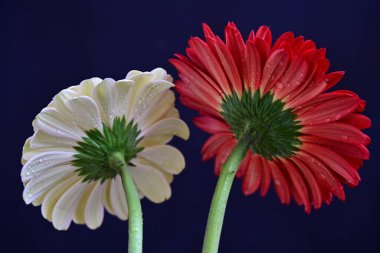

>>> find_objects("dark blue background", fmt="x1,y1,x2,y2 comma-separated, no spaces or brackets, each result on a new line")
1,0,379,252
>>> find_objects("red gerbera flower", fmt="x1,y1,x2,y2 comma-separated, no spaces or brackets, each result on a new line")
170,22,371,213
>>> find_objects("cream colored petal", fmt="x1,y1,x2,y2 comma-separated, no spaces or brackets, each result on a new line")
50,89,79,119
112,80,134,119
115,176,129,218
32,191,47,206
23,165,76,204
66,96,102,131
135,145,185,174
151,68,171,81
139,91,175,129
84,181,104,229
130,164,171,203
41,175,80,222
138,135,173,147
73,181,96,224
52,180,88,230
21,151,74,182
163,172,174,184
36,108,83,141
78,78,102,96
126,70,143,78
132,80,174,124
91,78,116,125
29,130,77,150
109,176,128,220
21,137,32,165
140,117,189,140
102,179,115,215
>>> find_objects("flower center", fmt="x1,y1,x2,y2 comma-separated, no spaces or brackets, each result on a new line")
221,90,302,160
72,116,143,182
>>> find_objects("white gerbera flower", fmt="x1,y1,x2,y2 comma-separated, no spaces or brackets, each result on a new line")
21,68,189,231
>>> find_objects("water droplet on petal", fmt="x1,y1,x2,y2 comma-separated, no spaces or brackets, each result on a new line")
276,83,284,89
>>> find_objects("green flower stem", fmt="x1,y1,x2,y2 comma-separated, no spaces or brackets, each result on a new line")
111,153,143,253
202,130,253,253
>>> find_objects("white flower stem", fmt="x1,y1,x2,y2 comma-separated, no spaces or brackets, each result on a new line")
112,153,143,253
202,130,252,253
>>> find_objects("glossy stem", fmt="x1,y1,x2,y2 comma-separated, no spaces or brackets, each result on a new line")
112,153,143,253
202,130,252,253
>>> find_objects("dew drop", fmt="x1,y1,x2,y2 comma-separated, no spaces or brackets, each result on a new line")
341,135,349,141
276,83,284,89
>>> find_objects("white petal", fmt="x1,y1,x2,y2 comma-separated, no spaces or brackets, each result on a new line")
91,78,116,125
141,117,189,140
73,181,96,224
41,175,79,221
84,181,104,229
36,108,83,141
131,80,174,123
23,165,76,204
66,96,102,131
136,145,185,174
102,179,115,215
52,180,88,230
130,164,171,203
151,68,171,81
126,71,154,83
21,137,32,165
29,129,77,150
51,89,78,119
109,176,128,220
112,80,135,119
138,135,173,147
78,78,102,96
21,151,74,182
138,91,175,129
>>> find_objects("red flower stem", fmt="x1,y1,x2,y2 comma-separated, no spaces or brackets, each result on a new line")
202,130,253,253
112,152,143,253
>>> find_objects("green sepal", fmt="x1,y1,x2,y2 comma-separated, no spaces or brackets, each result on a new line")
72,116,143,183
221,89,302,160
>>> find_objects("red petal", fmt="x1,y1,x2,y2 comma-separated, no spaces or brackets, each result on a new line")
225,22,247,91
301,122,371,146
236,152,252,178
214,139,236,175
269,160,291,204
273,57,309,100
259,49,289,93
170,59,222,106
301,142,360,186
193,116,229,134
179,95,220,118
246,40,262,90
201,133,234,161
280,158,311,213
297,151,346,200
340,113,371,129
296,92,360,125
271,32,294,52
292,157,323,209
324,71,345,91
189,37,232,94
242,154,263,195
260,158,271,196
256,26,272,47
300,135,369,160
212,36,243,95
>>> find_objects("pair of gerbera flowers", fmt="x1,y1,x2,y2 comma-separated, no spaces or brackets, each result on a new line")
21,23,371,253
